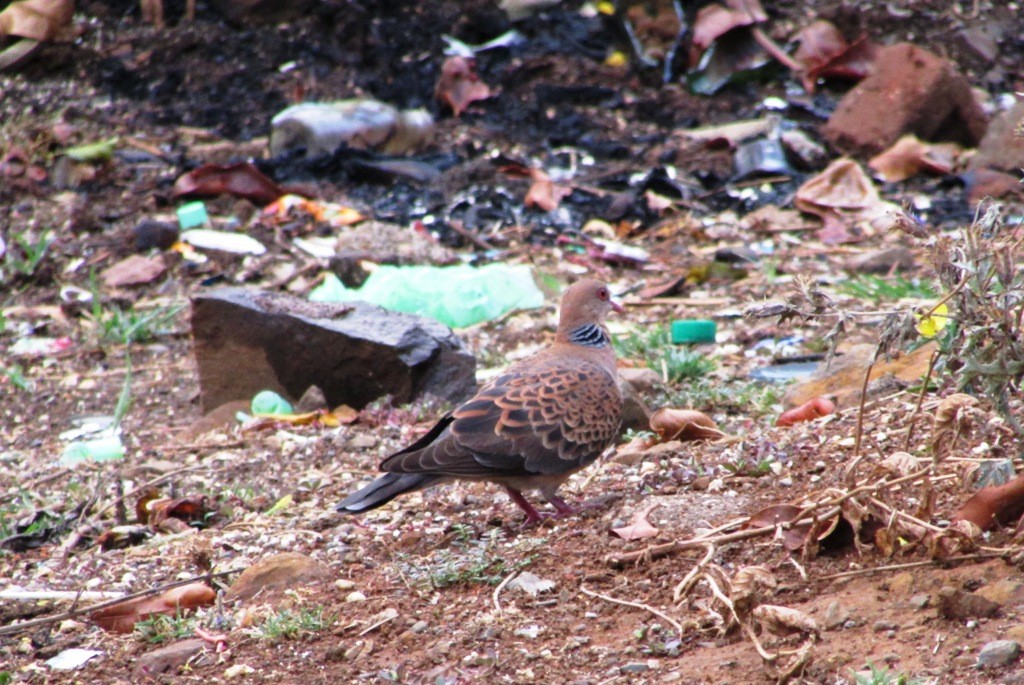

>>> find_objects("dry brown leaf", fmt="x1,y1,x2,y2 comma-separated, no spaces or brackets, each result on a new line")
927,519,981,559
877,451,920,478
610,503,660,541
731,565,776,614
649,407,724,441
747,504,845,553
90,583,215,633
794,158,899,244
172,162,285,205
792,20,878,92
434,56,492,116
0,0,74,41
931,393,980,461
524,168,572,212
690,0,767,64
751,604,819,637
868,135,962,182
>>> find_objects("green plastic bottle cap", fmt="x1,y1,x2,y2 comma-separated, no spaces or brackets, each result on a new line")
671,319,716,344
251,390,294,416
176,201,209,230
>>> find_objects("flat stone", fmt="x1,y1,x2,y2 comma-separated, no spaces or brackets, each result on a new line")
226,552,333,603
909,594,931,610
1005,625,1024,642
823,43,987,157
620,663,650,674
191,288,477,412
978,640,1021,668
135,638,208,675
823,601,851,630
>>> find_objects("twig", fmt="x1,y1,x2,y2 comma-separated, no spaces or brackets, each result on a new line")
0,589,124,602
818,553,999,581
845,351,879,484
493,569,517,613
904,349,940,450
0,570,236,637
751,27,803,71
580,584,683,638
672,542,716,603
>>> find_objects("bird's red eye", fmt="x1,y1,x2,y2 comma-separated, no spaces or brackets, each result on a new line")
598,288,608,300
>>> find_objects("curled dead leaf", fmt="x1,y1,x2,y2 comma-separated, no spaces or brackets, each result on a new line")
172,162,285,205
931,393,980,462
650,408,724,442
776,397,835,427
794,158,899,244
928,519,981,559
731,565,776,614
610,503,660,541
868,135,962,182
746,504,847,553
90,583,215,633
792,20,878,92
877,451,920,478
751,604,819,638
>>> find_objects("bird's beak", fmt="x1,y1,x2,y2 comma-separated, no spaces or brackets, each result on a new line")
610,298,625,314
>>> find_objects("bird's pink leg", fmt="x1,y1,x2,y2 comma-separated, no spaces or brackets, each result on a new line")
503,486,545,525
545,494,576,517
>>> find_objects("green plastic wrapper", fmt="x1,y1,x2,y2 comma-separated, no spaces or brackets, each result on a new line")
309,264,545,328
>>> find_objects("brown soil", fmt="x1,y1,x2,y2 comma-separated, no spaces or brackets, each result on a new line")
2,1,1024,684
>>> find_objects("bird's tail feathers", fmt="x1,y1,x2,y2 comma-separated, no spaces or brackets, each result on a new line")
336,473,440,513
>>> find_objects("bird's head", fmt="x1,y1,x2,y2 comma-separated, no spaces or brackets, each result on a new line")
557,279,623,341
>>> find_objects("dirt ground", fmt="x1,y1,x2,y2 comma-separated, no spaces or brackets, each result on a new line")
2,1,1024,683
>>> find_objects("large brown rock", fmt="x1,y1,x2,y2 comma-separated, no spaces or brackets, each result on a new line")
191,288,477,412
823,43,987,157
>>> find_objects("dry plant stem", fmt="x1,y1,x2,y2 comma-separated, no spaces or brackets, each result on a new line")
846,351,880,484
580,584,684,638
868,496,944,533
0,570,236,637
672,542,716,603
493,569,517,613
610,468,940,567
699,571,776,662
904,349,941,450
819,553,1000,580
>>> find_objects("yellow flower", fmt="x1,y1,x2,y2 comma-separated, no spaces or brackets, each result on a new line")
915,302,949,338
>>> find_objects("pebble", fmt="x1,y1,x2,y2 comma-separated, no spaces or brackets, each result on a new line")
620,663,650,674
873,619,898,632
977,640,1021,668
345,591,367,602
823,602,851,630
909,594,930,610
410,620,428,633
